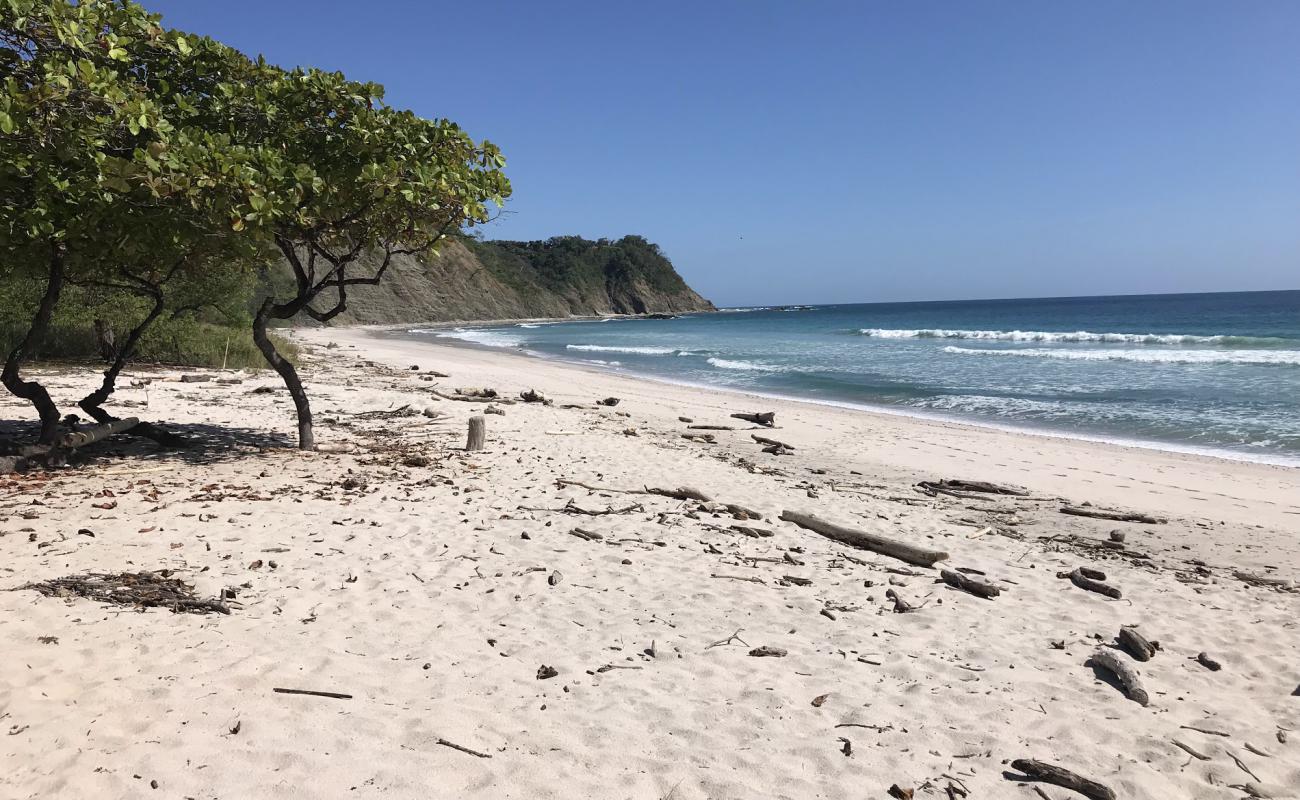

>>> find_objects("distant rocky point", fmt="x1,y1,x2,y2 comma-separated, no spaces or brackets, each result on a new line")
281,234,714,325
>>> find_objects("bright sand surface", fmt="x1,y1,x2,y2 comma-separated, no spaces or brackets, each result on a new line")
2,325,1298,799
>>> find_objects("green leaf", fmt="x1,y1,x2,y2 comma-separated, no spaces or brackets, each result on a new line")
0,112,13,134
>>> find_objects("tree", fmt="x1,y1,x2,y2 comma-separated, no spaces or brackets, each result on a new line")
219,63,511,449
0,0,258,443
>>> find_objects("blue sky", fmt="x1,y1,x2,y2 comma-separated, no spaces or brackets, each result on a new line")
147,1,1300,306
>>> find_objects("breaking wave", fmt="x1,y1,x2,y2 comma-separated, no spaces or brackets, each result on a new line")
566,344,678,355
942,346,1300,365
426,328,524,348
857,328,1288,346
706,357,786,372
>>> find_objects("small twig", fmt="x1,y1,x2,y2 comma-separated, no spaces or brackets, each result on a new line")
706,629,749,649
273,688,352,700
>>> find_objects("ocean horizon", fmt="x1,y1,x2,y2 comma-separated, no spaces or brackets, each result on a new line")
396,288,1300,466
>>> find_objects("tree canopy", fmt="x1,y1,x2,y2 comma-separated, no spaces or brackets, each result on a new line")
1,0,510,450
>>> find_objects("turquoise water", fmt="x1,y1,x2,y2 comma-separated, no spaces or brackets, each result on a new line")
398,290,1300,465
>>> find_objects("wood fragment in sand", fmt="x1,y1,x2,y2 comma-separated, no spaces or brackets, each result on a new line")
1172,739,1210,760
939,569,1002,599
465,416,486,451
711,573,765,585
1060,506,1166,524
885,588,915,613
748,646,787,657
706,629,748,649
688,424,734,431
567,528,603,541
1233,571,1295,591
1117,626,1159,661
58,417,139,449
1195,652,1222,671
1179,724,1230,737
1009,759,1117,800
1058,567,1122,599
729,525,775,538
273,688,352,700
731,411,776,427
779,510,949,568
752,434,795,451
1089,648,1148,705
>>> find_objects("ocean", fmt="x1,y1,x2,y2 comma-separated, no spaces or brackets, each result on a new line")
398,290,1300,466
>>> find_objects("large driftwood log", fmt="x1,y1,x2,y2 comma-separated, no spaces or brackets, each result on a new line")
58,417,139,449
646,486,711,502
730,411,776,427
1233,571,1295,591
1089,648,1149,705
778,510,949,567
1117,626,1158,661
1010,759,1117,800
1059,567,1122,599
940,569,1002,599
1060,505,1166,524
466,416,486,451
918,479,1028,498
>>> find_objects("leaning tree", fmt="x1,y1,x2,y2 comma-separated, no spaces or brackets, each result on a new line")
218,63,511,449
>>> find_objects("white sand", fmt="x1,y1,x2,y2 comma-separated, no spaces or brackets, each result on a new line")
2,326,1297,799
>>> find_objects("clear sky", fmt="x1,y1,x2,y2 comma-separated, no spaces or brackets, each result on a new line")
146,0,1299,307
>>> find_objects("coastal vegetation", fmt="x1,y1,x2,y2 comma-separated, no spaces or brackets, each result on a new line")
1,0,509,449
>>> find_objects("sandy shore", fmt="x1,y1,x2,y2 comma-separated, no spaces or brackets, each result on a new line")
2,326,1297,799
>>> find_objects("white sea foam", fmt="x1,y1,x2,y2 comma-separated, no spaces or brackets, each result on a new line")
858,328,1280,345
432,328,524,348
566,344,678,355
942,346,1300,365
706,357,785,372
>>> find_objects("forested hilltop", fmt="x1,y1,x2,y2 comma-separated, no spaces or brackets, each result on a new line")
276,234,715,325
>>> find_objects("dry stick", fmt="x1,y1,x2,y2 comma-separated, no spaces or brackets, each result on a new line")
273,688,352,700
1117,626,1158,661
779,510,949,568
555,478,712,503
1227,750,1261,781
1180,724,1230,737
688,424,734,430
1009,759,1117,800
1089,648,1149,705
751,434,795,451
436,737,491,759
1058,567,1122,599
711,573,765,584
706,629,748,649
1173,740,1211,760
939,569,1002,599
1060,506,1167,524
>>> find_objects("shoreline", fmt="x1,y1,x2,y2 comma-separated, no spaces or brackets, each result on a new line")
377,324,1300,470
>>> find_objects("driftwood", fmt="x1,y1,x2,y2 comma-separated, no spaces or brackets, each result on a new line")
1009,759,1117,800
885,588,915,613
682,433,716,443
752,434,794,451
1058,567,1122,599
748,646,787,657
918,479,1028,499
940,569,1002,599
730,525,774,538
59,417,139,449
1060,506,1166,524
731,411,776,427
568,528,603,541
273,687,352,700
519,389,549,404
688,424,734,431
779,510,949,568
596,397,620,406
1089,648,1149,705
1233,571,1295,591
1196,652,1222,671
647,486,711,502
466,416,486,451
1117,626,1158,661
432,388,514,404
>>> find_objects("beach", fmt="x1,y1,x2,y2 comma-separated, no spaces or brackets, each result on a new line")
2,326,1298,799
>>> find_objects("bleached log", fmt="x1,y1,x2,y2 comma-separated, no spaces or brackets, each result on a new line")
1090,647,1149,705
779,510,948,568
58,417,139,449
466,416,486,451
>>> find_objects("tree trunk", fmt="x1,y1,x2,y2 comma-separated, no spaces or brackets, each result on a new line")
80,294,165,423
252,299,314,450
466,415,486,451
1,245,65,445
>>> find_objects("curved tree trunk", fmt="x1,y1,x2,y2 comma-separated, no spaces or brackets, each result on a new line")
253,299,314,450
2,246,65,445
79,293,165,423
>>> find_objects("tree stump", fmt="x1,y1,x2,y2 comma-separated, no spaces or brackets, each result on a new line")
466,415,486,451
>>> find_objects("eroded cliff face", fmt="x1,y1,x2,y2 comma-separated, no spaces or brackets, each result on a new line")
288,235,714,325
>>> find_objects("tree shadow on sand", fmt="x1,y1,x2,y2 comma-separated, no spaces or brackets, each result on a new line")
0,416,294,471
